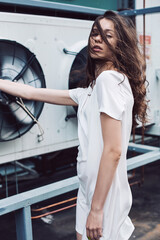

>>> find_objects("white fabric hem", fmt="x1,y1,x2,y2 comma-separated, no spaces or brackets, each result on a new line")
75,226,83,236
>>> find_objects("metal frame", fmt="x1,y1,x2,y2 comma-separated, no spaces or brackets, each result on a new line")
119,6,160,16
127,143,160,171
0,176,79,240
0,0,105,15
0,0,159,17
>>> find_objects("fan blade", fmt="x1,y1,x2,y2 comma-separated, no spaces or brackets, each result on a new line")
8,102,35,124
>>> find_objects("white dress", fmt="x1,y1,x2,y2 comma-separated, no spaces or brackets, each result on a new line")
69,70,135,240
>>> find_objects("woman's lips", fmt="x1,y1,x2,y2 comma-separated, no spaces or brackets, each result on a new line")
92,46,103,52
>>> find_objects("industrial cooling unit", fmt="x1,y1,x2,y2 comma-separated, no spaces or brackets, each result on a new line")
0,11,92,164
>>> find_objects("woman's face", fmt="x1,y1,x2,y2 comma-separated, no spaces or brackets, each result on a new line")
89,18,117,60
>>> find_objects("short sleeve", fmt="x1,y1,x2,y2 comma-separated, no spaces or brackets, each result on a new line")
68,87,86,105
96,71,125,120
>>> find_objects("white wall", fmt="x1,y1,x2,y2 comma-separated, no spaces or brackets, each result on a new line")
136,0,160,125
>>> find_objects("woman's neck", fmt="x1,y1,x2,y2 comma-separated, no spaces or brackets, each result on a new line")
95,61,117,78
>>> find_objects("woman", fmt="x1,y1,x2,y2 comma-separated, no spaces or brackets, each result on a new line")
0,11,149,240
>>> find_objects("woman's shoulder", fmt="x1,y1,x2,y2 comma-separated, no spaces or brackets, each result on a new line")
69,86,88,93
76,86,88,95
96,70,132,94
96,70,133,101
68,86,88,105
96,70,125,84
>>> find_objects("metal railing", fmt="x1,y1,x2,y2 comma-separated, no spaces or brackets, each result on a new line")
0,142,160,240
0,176,79,240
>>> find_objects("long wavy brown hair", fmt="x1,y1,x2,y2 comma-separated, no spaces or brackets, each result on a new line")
83,11,150,129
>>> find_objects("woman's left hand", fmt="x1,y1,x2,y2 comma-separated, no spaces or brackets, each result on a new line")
86,208,103,240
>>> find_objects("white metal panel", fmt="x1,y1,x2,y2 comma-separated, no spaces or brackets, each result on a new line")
136,0,160,126
0,12,93,163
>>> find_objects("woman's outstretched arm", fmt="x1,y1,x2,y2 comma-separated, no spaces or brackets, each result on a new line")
0,79,77,106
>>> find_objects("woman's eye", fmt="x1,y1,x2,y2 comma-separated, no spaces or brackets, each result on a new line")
106,35,112,38
91,32,99,37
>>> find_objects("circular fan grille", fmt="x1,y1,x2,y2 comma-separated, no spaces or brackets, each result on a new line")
69,46,87,112
69,46,88,90
0,40,46,142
